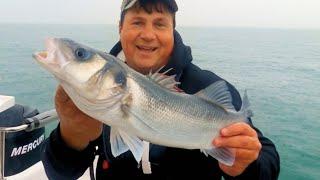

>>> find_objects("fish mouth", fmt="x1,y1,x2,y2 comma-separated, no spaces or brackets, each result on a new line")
33,38,69,70
33,38,56,63
33,51,48,62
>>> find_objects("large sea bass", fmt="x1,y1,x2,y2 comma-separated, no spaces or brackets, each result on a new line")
33,38,252,166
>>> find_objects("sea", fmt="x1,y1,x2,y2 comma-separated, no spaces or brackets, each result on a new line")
0,24,319,179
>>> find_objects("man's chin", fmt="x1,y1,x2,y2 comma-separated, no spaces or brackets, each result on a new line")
132,63,159,74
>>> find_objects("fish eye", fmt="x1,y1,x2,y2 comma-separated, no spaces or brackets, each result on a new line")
75,48,92,61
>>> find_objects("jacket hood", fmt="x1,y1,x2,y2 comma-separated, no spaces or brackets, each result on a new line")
109,30,193,80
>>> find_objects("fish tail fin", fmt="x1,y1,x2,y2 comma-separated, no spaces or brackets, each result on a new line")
201,147,235,166
240,90,253,120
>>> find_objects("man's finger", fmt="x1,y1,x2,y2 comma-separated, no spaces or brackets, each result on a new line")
235,149,260,162
55,85,70,103
213,135,261,150
55,85,80,116
220,122,257,137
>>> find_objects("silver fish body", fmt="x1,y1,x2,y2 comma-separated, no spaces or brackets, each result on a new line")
123,73,244,149
33,38,252,166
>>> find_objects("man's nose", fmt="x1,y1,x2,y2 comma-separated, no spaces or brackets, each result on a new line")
140,24,156,42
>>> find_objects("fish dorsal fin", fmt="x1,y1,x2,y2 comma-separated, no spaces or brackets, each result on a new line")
110,127,144,162
195,80,235,111
146,67,183,92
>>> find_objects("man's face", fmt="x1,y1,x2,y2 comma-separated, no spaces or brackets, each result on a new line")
119,8,174,74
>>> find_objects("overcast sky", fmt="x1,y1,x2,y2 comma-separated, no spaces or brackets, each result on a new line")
0,0,320,29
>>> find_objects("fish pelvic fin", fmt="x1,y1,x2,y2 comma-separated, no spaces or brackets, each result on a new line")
147,67,183,93
195,80,235,111
201,147,236,166
110,128,130,157
110,127,144,163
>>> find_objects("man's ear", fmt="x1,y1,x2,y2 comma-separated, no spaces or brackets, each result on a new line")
118,21,122,34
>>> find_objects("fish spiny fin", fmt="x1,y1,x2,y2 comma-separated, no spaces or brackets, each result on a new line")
195,80,235,111
110,128,144,162
147,67,183,92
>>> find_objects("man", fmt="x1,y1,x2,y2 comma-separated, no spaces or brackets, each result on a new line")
41,0,280,179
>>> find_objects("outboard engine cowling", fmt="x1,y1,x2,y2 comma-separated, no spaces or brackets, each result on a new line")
0,104,45,177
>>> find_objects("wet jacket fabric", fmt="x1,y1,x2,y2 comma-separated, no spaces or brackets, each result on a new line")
41,30,280,180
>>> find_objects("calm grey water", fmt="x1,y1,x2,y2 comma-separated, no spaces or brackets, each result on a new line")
0,24,319,179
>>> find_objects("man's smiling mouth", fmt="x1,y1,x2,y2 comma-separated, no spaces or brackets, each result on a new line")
136,45,157,52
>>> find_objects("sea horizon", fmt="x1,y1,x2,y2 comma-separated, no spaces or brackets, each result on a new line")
1,22,320,31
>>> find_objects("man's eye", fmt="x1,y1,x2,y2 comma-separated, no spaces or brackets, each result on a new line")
133,21,143,26
155,22,166,28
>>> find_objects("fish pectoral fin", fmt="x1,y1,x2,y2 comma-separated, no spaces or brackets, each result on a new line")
110,127,144,162
121,93,132,106
202,147,236,166
195,80,235,111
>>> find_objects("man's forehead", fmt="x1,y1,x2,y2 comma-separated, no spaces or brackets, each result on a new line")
125,8,173,19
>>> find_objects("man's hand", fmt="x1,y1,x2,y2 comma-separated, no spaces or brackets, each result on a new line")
213,122,262,177
56,85,103,151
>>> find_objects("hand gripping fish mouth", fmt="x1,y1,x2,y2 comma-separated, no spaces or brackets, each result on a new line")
33,38,71,72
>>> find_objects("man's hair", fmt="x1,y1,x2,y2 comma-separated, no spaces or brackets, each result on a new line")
120,0,176,27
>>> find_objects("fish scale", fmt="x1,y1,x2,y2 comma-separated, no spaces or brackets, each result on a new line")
125,76,233,149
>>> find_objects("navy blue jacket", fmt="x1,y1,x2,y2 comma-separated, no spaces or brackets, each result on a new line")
41,31,280,180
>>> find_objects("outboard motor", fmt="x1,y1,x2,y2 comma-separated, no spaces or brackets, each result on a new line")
0,104,45,177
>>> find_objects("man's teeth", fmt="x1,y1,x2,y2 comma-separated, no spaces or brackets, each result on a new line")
138,46,156,51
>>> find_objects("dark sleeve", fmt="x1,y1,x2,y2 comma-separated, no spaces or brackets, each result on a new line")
180,64,280,179
41,124,98,180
